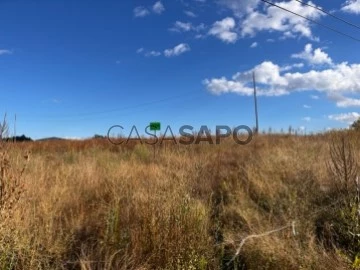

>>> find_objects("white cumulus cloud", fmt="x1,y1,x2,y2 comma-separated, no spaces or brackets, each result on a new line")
250,42,258,48
210,0,325,43
203,45,360,107
328,112,360,124
204,61,360,97
133,6,150,17
170,21,206,32
164,43,191,57
153,1,165,14
280,63,304,71
145,51,161,57
171,21,192,32
184,10,197,17
136,48,161,57
292,44,332,66
208,17,238,43
218,0,260,17
328,94,360,108
240,0,324,39
342,0,360,14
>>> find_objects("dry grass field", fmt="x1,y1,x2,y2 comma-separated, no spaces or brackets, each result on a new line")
0,132,360,269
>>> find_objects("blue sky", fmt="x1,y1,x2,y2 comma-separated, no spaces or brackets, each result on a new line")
1,0,360,139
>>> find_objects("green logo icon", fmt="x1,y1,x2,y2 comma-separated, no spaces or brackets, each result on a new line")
149,122,161,131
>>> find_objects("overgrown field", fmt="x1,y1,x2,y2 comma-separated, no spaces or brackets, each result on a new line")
0,132,360,269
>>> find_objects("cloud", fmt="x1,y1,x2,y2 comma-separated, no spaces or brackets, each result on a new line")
171,21,192,32
203,45,360,107
302,116,311,122
0,49,12,55
137,44,190,58
328,94,360,107
169,21,206,32
153,1,165,14
137,48,161,57
291,44,332,66
217,0,260,17
280,63,304,71
133,6,150,17
164,43,191,57
310,95,319,99
292,63,305,68
240,0,324,39
208,17,238,43
184,10,197,17
328,112,360,124
145,51,161,57
341,0,360,14
203,77,254,95
211,0,324,43
250,42,258,48
134,2,165,18
303,104,311,108
204,60,360,97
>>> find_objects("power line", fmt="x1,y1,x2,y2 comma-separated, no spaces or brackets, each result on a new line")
294,0,360,30
18,91,202,120
259,0,360,42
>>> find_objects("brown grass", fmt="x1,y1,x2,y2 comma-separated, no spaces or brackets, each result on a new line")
0,132,359,269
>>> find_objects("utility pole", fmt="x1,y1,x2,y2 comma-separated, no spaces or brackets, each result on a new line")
14,114,16,143
252,71,259,134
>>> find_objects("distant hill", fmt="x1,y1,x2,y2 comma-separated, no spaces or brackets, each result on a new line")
36,137,65,142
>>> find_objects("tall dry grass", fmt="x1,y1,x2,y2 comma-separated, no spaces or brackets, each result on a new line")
0,131,359,269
